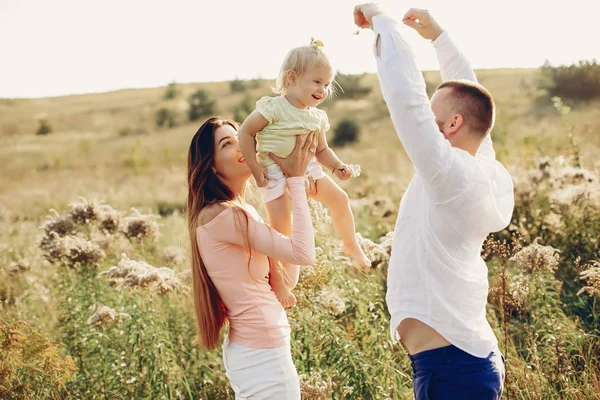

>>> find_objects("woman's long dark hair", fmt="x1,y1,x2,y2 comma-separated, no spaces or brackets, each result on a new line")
187,117,239,349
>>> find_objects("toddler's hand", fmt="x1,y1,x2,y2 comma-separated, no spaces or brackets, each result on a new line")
333,164,352,181
253,166,269,187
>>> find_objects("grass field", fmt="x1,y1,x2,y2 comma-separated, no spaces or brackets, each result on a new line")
1,68,600,399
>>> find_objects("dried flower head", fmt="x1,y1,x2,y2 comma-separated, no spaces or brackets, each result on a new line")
87,303,131,327
300,372,335,400
99,253,188,295
549,184,595,206
309,199,332,236
122,208,159,241
98,204,122,234
510,238,560,275
356,232,388,268
68,197,101,225
577,262,600,297
346,164,361,178
378,231,395,256
40,232,105,268
488,272,529,314
162,246,186,267
316,287,346,315
41,210,76,238
543,212,564,231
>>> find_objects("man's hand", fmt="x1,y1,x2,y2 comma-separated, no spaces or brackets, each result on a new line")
402,8,444,41
353,3,383,30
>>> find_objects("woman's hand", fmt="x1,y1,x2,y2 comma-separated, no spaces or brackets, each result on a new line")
268,132,317,178
251,165,269,187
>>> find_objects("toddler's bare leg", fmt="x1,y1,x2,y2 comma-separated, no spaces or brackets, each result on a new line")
311,175,371,268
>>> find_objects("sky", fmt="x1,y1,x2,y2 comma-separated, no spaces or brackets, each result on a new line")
1,0,598,98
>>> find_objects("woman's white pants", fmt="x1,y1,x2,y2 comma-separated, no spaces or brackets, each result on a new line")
222,336,300,399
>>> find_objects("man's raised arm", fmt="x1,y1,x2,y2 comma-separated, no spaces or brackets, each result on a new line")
418,11,495,161
354,4,454,193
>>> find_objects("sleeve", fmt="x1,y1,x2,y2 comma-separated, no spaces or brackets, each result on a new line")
372,15,457,200
256,96,279,124
320,110,330,133
211,177,316,265
432,31,496,162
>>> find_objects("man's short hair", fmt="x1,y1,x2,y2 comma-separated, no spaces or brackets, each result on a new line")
437,80,495,136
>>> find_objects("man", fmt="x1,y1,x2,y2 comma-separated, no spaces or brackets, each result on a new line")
354,4,514,399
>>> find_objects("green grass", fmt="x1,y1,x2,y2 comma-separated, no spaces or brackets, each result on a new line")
1,69,599,399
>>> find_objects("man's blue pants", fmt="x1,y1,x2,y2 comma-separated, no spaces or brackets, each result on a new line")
410,345,505,400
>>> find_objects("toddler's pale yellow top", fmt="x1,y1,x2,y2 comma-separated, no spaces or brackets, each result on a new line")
255,96,330,166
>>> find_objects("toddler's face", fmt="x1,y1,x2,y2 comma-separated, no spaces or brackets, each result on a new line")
289,65,334,108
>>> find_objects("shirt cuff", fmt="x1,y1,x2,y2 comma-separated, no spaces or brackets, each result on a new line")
372,14,397,34
432,30,450,49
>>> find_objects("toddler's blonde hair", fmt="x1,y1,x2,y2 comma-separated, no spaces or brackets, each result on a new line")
273,44,334,95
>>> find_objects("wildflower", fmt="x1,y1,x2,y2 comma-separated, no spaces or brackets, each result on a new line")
378,231,394,255
122,208,159,241
577,262,600,296
300,372,335,400
356,232,388,268
68,197,101,225
99,253,188,295
162,246,186,266
549,184,594,206
510,238,560,275
346,163,361,178
553,165,596,185
543,212,564,231
98,204,122,234
488,272,529,314
87,303,131,327
40,232,104,268
41,210,75,238
316,287,346,315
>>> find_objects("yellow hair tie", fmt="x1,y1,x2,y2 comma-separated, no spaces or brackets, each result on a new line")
310,37,324,49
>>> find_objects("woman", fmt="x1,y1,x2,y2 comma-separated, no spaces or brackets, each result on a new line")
186,116,317,399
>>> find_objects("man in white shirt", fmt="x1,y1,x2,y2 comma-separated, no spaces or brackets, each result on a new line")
354,4,514,399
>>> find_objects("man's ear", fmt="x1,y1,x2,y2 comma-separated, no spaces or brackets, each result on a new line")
447,114,464,135
287,70,297,86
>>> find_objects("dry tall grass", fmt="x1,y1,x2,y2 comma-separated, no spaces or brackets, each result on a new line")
1,70,600,399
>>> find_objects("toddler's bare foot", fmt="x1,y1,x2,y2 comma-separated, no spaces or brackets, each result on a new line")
273,284,297,308
343,242,371,268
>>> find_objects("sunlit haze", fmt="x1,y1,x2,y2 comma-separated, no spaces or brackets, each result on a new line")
1,0,598,98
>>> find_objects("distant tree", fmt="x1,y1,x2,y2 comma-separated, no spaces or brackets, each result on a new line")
163,81,179,100
234,93,255,123
36,119,52,135
540,59,600,102
155,107,176,128
230,77,247,93
335,73,372,99
423,73,440,97
332,118,360,147
188,89,216,121
249,77,264,89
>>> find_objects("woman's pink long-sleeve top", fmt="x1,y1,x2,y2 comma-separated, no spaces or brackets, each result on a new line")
196,177,315,348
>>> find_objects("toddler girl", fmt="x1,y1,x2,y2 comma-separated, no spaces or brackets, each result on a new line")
239,38,370,307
